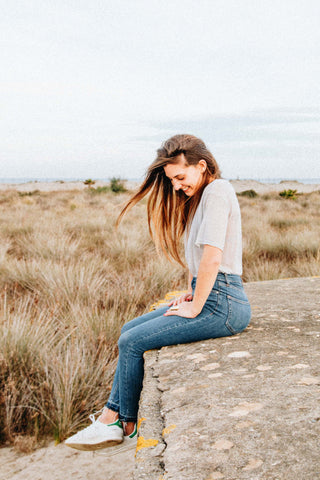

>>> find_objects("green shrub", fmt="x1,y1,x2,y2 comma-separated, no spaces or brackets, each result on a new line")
279,189,297,200
110,178,127,193
238,189,258,198
84,179,96,188
18,190,40,197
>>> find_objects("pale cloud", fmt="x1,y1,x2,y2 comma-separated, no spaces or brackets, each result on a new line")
0,1,319,179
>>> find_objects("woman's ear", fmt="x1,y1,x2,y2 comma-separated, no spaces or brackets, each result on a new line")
198,159,207,173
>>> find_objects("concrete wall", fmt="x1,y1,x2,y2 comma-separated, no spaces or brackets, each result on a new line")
134,277,320,480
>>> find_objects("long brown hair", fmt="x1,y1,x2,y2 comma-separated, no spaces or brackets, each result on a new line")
117,134,221,266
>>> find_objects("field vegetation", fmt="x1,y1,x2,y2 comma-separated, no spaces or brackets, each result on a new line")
0,186,319,449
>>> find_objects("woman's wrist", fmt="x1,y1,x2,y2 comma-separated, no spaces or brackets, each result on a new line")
190,299,204,316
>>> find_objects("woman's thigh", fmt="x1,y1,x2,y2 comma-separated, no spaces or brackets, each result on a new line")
121,306,169,334
118,302,231,354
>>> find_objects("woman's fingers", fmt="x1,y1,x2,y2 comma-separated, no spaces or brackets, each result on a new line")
164,301,197,318
179,293,193,303
178,294,189,304
168,293,193,308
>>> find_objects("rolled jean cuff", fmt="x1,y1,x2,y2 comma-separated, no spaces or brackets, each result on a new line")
105,401,120,413
119,413,137,423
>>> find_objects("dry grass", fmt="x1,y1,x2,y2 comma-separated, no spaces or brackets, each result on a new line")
240,191,320,280
0,187,319,446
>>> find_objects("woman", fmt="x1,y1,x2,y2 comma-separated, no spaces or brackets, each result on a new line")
65,134,251,451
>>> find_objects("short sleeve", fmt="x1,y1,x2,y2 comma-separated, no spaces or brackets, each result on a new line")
195,193,230,250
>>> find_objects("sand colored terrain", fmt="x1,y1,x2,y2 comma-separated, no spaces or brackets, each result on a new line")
230,179,320,194
0,441,135,480
0,179,319,193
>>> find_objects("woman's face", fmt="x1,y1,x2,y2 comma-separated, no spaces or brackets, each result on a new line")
164,155,206,197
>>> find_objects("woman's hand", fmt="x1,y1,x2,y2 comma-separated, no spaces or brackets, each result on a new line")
164,301,200,318
167,292,193,308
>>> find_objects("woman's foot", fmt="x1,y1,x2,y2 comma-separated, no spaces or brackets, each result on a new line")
98,407,119,424
99,408,136,436
65,409,123,451
123,421,136,436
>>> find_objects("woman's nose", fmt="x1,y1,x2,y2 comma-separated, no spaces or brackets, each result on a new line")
172,179,182,190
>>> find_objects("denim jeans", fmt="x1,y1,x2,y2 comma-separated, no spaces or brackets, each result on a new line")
106,272,251,422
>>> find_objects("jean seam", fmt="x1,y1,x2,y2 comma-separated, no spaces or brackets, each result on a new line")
108,379,119,405
225,298,251,335
227,294,250,305
225,296,236,335
136,311,215,344
123,341,130,418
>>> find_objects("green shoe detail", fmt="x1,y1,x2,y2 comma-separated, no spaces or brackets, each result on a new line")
129,423,137,438
107,419,123,429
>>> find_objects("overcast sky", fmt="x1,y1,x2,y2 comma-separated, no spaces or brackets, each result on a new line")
1,0,319,180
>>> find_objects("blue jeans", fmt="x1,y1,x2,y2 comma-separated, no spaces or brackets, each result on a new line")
106,272,251,422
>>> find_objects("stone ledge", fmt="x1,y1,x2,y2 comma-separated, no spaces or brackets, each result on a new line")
134,277,320,480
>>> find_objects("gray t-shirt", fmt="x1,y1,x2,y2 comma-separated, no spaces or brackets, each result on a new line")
184,179,242,276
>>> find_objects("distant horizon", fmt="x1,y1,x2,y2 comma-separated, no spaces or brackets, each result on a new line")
1,176,320,185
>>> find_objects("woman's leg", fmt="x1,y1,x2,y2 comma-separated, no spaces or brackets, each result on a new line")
65,278,250,448
106,273,250,425
115,292,238,423
103,307,169,418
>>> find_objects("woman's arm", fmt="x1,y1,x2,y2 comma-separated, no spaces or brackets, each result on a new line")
187,270,193,293
165,244,222,318
168,270,193,307
191,245,222,314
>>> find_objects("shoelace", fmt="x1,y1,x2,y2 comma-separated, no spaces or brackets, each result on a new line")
75,409,106,439
88,408,104,424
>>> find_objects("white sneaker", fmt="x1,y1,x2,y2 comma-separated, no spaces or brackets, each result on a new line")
65,412,124,451
94,423,138,457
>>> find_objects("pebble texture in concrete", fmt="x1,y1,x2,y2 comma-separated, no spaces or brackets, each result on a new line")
134,277,320,480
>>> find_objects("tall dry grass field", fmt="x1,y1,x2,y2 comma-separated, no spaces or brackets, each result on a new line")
0,186,319,447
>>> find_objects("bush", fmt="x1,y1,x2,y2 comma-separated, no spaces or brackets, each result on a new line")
279,189,297,200
18,190,40,197
84,179,96,188
110,178,127,193
238,189,258,198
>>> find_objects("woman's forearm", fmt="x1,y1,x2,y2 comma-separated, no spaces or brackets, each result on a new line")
188,270,193,293
191,245,222,315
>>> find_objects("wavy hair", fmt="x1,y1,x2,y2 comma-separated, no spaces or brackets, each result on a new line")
117,134,221,266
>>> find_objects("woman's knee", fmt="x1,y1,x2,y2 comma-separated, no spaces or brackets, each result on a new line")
120,314,143,334
118,330,131,350
120,322,130,335
120,317,140,335
118,329,146,355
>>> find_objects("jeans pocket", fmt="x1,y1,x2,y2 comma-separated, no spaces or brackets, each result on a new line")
204,290,220,314
225,295,251,334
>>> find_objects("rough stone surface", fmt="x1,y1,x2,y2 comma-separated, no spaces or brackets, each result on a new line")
134,277,320,480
